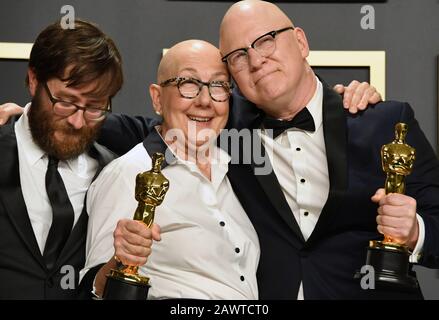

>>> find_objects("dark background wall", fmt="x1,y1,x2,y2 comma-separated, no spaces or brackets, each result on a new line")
1,0,438,299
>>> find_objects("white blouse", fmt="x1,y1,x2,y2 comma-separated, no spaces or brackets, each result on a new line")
81,140,260,300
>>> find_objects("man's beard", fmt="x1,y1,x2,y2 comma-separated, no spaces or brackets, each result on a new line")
28,87,103,160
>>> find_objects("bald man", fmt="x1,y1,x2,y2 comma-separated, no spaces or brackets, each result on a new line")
80,40,260,299
219,0,439,299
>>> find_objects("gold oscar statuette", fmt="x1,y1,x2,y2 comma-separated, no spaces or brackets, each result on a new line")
356,123,419,290
103,152,170,300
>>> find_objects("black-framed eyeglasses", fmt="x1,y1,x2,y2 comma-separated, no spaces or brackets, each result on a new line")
43,82,111,122
160,77,233,102
221,26,294,71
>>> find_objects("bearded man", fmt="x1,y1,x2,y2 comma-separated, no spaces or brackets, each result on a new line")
0,19,123,299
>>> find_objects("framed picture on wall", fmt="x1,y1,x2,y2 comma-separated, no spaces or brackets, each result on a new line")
308,51,385,99
0,42,33,105
0,42,32,59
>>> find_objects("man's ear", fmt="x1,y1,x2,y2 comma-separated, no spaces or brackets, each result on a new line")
294,27,310,59
27,68,38,97
149,84,163,116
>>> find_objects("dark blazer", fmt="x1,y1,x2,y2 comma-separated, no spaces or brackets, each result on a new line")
97,84,439,300
98,113,160,156
226,83,439,299
0,118,115,299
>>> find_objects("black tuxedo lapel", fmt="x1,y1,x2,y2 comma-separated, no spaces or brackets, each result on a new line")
249,129,305,244
53,142,116,273
229,95,306,244
306,82,348,246
0,123,47,270
230,82,348,246
51,208,88,275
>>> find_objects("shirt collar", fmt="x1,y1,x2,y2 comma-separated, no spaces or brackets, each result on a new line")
14,103,45,166
260,76,323,141
305,77,323,133
143,126,231,164
275,78,322,146
142,126,177,169
142,126,231,188
210,147,231,191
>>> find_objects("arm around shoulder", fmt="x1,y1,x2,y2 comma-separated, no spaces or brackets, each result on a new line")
98,113,160,156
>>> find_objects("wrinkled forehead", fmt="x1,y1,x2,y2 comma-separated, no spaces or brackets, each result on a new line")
172,49,229,79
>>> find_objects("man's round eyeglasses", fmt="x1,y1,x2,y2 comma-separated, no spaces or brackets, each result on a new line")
43,82,111,122
159,77,233,102
221,26,294,71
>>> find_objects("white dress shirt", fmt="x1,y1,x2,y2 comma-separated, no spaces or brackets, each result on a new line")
259,78,424,299
82,138,260,299
14,103,99,254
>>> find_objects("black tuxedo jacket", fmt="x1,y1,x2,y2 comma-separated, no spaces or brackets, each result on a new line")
0,119,114,299
98,83,439,300
226,83,439,299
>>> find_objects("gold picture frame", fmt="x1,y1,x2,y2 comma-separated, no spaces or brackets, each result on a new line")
0,42,33,60
308,51,385,99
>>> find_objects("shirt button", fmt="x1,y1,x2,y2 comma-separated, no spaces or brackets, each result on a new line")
304,211,309,216
300,178,306,183
296,147,301,151
219,221,225,227
240,275,245,281
235,247,240,254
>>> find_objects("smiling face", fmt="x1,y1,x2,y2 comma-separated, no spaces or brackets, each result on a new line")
149,40,230,149
220,1,311,116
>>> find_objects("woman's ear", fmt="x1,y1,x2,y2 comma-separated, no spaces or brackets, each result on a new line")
149,84,163,116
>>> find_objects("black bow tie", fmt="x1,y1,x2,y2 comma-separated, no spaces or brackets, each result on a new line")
262,107,315,138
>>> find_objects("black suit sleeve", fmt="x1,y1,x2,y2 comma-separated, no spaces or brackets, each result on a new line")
400,103,439,268
76,263,105,300
97,114,160,156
